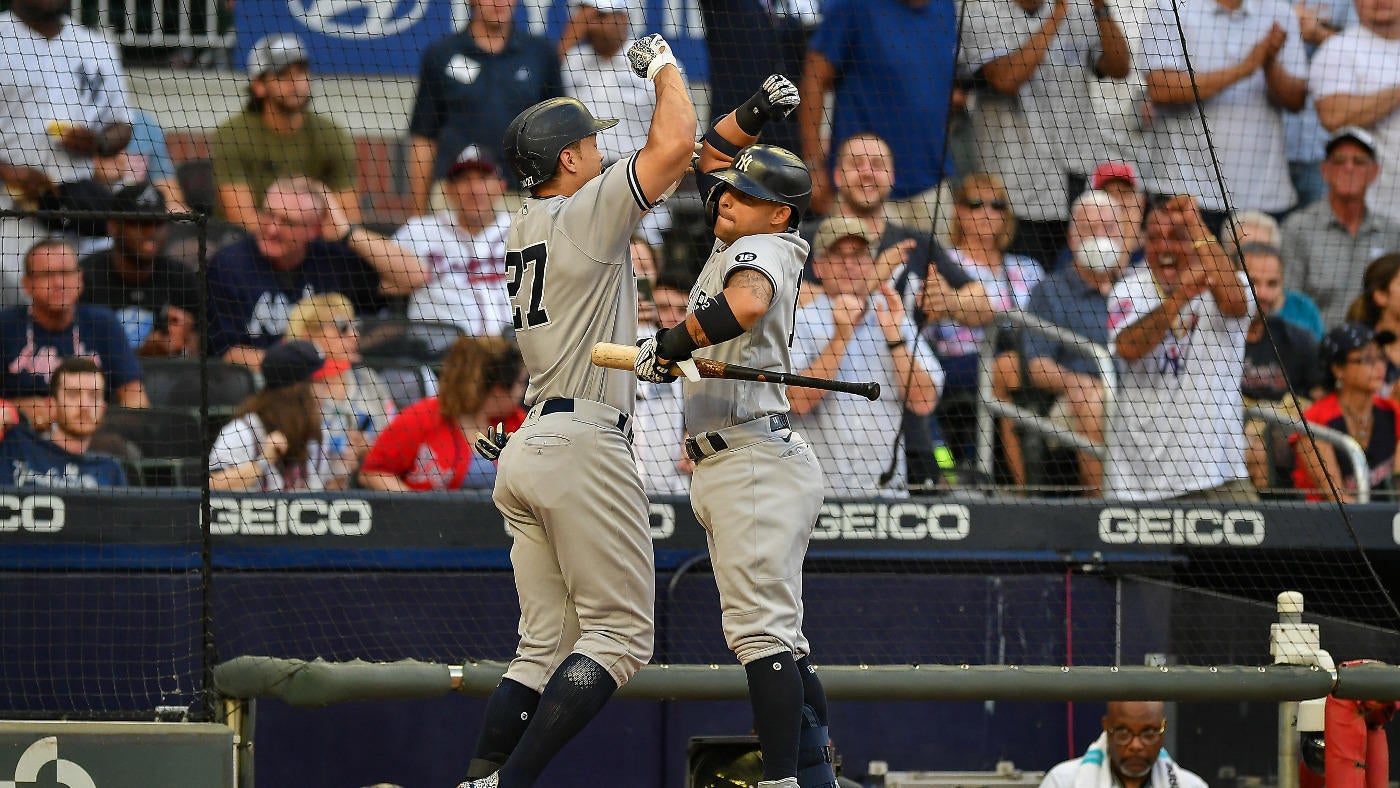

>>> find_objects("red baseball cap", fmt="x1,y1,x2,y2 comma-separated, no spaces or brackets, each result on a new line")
446,144,502,180
312,358,352,381
1091,161,1139,191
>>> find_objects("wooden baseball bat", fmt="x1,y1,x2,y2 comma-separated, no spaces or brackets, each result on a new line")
591,342,881,401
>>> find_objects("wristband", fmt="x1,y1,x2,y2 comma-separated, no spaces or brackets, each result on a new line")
658,324,700,362
735,90,776,136
704,125,743,158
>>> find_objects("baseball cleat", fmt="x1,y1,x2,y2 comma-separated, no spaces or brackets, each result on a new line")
454,774,498,788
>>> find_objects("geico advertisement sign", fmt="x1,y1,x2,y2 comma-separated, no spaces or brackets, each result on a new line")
813,502,971,541
0,494,64,533
1098,507,1265,546
209,497,372,536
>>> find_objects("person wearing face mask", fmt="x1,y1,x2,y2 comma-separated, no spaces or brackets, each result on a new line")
994,190,1129,495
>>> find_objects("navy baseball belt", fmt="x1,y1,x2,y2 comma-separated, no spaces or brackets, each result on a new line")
685,413,791,463
535,398,631,435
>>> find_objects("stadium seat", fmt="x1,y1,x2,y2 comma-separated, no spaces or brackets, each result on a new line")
142,357,257,409
175,158,217,216
96,406,206,486
358,318,464,365
362,361,439,411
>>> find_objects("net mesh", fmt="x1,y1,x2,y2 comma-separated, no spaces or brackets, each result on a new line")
0,0,1398,722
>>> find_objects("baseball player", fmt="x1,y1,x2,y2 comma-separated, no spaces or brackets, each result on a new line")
632,77,838,788
452,34,697,788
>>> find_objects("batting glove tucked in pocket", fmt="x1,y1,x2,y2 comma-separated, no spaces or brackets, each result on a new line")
474,422,511,462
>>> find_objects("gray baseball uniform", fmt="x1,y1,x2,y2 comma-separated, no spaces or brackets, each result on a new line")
492,155,656,691
682,231,826,665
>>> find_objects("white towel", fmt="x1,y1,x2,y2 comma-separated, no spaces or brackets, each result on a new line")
1072,732,1183,788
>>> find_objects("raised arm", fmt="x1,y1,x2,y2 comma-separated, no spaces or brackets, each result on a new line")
626,35,700,207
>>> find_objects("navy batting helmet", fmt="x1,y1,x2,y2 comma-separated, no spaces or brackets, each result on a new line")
708,144,812,229
503,97,619,189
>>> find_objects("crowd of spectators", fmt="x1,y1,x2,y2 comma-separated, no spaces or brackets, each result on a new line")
1,0,1400,499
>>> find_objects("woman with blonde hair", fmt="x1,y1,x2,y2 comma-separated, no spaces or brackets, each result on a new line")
284,293,397,469
358,336,526,491
929,173,1043,457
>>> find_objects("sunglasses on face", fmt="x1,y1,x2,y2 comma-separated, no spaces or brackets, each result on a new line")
962,198,1009,211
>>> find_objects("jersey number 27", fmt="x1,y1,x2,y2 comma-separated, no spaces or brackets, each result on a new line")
505,242,551,331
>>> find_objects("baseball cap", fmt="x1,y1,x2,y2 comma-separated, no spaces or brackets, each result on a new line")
312,358,352,381
1320,321,1396,368
110,180,168,222
261,340,329,391
247,33,309,81
1326,125,1378,159
446,144,502,179
814,216,877,255
1091,161,1140,191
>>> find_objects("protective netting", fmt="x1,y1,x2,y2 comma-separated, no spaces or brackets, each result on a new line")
1,0,1400,724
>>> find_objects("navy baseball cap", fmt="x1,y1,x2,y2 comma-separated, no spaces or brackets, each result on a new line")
1320,322,1396,368
446,144,503,180
110,180,168,222
261,340,329,391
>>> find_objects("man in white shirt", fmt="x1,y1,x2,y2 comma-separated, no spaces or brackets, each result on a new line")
394,144,513,337
0,0,133,301
632,273,693,496
790,216,943,497
1311,0,1400,222
559,0,672,245
1140,0,1308,221
1106,196,1257,501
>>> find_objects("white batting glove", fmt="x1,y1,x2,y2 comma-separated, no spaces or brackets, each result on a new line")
473,422,511,462
628,33,679,80
634,334,678,384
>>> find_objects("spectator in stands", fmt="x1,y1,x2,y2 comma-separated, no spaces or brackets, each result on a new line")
558,0,674,245
1311,0,1400,223
959,0,1131,267
700,0,816,156
997,190,1131,495
1345,254,1400,398
1140,0,1308,224
1241,242,1323,490
209,340,338,491
1038,702,1207,788
359,336,525,491
206,176,428,369
0,357,127,487
1090,161,1146,256
408,0,560,213
1284,0,1352,210
929,174,1043,457
1284,126,1400,328
0,239,147,432
79,181,201,356
1,362,126,487
632,270,693,496
799,133,993,329
800,0,956,227
1225,209,1326,338
791,217,942,496
0,0,133,240
284,293,397,456
211,34,360,233
1107,195,1255,501
394,144,512,337
1294,322,1400,501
